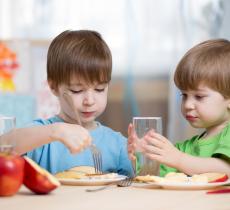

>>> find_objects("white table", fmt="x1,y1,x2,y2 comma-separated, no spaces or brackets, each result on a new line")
1,185,230,210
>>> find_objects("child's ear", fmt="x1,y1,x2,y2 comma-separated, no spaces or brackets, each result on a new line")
48,80,59,96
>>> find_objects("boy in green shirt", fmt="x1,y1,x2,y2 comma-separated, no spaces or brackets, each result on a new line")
128,39,230,177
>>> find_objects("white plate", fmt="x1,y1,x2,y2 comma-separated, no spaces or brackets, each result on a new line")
58,175,127,186
147,179,230,190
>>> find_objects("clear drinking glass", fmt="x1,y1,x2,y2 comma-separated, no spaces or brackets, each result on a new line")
133,117,162,176
0,116,16,154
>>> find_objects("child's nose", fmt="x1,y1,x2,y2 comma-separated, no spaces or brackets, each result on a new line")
183,98,195,110
83,91,95,105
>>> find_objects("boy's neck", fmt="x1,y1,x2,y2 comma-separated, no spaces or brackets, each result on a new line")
203,121,230,139
83,121,98,130
56,114,98,130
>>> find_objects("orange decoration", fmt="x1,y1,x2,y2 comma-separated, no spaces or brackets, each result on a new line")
0,42,19,92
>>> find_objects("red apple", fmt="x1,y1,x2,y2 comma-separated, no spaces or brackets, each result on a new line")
0,153,25,196
202,172,228,183
23,157,60,194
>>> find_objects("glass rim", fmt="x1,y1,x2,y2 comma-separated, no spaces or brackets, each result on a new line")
0,116,16,120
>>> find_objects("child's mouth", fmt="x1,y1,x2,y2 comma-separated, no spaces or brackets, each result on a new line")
186,115,197,122
81,112,95,118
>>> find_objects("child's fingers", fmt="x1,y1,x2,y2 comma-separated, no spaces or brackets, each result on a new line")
128,123,132,136
127,145,136,160
128,142,136,154
145,153,162,162
128,143,135,152
128,136,135,145
69,145,83,154
128,123,136,137
146,129,155,135
144,135,164,149
84,136,92,146
80,138,93,151
148,130,169,143
128,134,136,145
128,153,136,160
68,136,91,154
142,143,162,155
128,141,136,160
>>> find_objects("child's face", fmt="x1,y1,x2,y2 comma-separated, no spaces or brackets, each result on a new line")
56,78,109,130
180,84,230,132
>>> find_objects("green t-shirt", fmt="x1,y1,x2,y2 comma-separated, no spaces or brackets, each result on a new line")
160,123,230,177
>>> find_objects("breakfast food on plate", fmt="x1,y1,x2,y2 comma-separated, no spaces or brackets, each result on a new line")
55,171,87,179
190,174,208,183
69,166,96,174
191,172,228,183
55,166,95,179
85,173,119,179
134,172,228,184
55,166,120,180
134,175,164,183
134,172,188,183
164,172,189,182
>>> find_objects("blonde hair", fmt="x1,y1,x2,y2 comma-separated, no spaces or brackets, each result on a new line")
174,39,230,98
47,30,112,89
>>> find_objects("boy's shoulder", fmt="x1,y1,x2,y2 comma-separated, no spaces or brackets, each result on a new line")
28,116,62,126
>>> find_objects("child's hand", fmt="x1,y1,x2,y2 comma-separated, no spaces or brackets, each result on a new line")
127,123,137,160
141,130,183,168
51,122,92,154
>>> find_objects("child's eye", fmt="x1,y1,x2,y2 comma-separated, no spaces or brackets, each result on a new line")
69,89,82,94
195,95,205,100
180,93,187,99
95,88,105,92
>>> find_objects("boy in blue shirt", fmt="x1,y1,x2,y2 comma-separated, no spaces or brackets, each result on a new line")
5,30,133,176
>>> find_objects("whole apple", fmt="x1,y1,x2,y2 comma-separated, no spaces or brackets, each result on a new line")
0,153,25,196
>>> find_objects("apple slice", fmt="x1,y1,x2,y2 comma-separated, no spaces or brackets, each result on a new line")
23,157,60,194
202,172,228,183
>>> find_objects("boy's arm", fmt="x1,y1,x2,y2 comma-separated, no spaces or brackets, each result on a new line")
142,131,230,176
176,153,230,176
3,122,91,155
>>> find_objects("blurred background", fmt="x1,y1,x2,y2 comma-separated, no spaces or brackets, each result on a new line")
0,0,230,143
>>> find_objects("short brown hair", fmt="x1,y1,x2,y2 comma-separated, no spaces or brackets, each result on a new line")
174,39,230,98
47,30,112,89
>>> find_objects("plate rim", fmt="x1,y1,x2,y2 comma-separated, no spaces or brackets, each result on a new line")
58,174,127,186
147,179,230,190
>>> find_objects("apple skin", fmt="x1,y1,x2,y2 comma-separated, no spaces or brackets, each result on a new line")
200,172,228,183
0,153,25,196
23,157,60,194
208,173,228,183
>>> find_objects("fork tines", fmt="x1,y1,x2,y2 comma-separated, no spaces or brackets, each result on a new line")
90,144,102,174
117,177,133,187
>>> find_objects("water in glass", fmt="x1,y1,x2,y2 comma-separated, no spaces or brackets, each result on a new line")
0,116,16,154
133,117,162,176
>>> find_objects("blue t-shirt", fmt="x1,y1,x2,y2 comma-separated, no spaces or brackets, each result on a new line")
25,116,134,176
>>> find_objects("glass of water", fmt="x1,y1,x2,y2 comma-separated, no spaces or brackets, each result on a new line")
133,117,162,176
0,116,16,154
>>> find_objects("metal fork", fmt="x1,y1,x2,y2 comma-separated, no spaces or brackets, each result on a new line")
117,176,133,187
85,176,133,192
63,92,103,174
90,144,102,174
